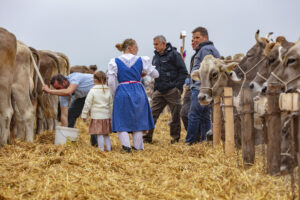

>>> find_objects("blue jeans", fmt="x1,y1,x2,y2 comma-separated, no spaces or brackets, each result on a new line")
185,89,211,144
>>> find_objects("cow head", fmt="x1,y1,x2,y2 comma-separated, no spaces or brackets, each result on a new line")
230,30,271,83
192,55,237,105
263,38,300,93
250,36,294,93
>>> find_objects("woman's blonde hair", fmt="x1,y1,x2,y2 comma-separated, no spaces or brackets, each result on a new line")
115,38,136,52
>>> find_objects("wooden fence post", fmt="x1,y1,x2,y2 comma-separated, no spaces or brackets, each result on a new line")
241,88,255,166
213,97,221,147
266,82,281,175
223,87,235,156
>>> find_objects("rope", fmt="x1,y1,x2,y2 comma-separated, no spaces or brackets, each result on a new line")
270,72,300,92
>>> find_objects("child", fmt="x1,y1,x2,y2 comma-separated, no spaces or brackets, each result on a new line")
107,38,159,152
81,71,113,151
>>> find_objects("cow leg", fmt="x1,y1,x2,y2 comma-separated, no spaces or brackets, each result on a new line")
0,104,13,146
12,85,34,142
36,104,45,134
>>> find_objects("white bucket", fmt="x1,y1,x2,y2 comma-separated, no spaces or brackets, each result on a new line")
55,126,79,145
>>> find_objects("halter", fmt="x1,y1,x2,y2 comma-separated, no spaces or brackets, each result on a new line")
200,58,266,95
270,72,300,92
235,58,266,90
256,71,268,82
200,71,225,95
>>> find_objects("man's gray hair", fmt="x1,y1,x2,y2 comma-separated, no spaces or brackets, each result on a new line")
153,35,167,43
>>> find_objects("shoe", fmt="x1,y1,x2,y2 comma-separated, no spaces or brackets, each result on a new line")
122,145,131,153
171,138,179,144
132,146,144,151
206,130,213,141
143,138,153,144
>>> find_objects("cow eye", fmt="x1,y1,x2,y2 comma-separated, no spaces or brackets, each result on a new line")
287,58,296,66
211,72,218,79
269,58,275,65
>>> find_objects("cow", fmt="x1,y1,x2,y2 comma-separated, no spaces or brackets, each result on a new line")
249,36,294,93
192,30,270,147
0,27,17,146
70,65,92,74
264,38,300,93
10,41,38,142
35,50,60,134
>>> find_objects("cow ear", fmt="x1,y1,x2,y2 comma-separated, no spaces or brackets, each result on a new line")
221,62,238,73
191,70,200,81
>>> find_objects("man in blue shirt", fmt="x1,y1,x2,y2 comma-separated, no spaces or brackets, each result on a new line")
185,27,220,145
42,72,97,145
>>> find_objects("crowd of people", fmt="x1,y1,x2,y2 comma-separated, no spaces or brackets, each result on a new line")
42,26,220,152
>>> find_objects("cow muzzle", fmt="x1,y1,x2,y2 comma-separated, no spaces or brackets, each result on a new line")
198,93,212,105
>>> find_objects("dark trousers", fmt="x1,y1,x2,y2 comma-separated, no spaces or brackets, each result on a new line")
68,97,97,146
185,89,211,144
144,87,181,141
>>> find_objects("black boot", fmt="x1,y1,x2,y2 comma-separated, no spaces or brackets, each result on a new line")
90,134,98,147
122,145,131,153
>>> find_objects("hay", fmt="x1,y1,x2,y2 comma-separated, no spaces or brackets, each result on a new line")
0,114,297,199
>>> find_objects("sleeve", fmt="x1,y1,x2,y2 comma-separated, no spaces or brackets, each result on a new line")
59,96,70,107
107,58,118,96
81,89,94,119
191,49,212,73
141,56,159,78
174,52,188,91
107,58,118,77
108,92,113,118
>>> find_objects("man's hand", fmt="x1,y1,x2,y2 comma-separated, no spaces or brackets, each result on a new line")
42,85,51,93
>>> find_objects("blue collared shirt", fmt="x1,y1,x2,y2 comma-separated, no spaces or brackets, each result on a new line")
59,72,94,107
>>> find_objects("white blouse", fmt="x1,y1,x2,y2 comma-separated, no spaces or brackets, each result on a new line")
107,54,159,95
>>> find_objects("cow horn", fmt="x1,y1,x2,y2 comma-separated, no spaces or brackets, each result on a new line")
265,32,273,40
255,30,263,44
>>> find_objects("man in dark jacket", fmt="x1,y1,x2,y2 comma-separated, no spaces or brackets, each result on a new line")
143,35,188,144
185,26,220,145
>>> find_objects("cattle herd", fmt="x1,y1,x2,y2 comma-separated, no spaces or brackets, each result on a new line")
0,27,98,147
192,30,300,176
1,27,300,175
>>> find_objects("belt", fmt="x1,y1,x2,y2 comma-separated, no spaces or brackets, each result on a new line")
119,81,140,84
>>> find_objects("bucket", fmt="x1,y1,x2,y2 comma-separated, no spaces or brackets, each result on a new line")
55,126,79,145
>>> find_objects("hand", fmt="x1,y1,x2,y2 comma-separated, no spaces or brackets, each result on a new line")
42,85,51,93
81,118,87,122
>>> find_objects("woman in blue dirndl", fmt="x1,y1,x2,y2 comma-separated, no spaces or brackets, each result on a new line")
107,38,159,152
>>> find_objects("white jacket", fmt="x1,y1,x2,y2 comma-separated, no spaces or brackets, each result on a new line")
81,84,113,119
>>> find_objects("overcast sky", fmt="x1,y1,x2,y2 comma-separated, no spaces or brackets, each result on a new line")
1,0,299,72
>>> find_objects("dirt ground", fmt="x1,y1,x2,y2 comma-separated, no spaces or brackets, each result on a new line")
0,113,297,199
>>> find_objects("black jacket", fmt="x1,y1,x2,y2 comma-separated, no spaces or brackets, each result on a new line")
152,43,188,93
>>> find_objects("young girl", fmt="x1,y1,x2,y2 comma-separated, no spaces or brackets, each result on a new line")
107,38,159,152
81,71,113,151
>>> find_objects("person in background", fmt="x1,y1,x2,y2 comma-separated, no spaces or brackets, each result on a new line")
185,26,220,145
42,73,98,146
89,65,98,73
81,71,113,151
107,38,159,153
143,35,187,144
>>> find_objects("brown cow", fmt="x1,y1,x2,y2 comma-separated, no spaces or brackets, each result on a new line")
35,50,60,134
0,27,17,146
70,65,92,74
10,41,37,142
250,36,294,93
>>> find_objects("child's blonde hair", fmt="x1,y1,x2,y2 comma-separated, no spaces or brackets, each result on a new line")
94,71,107,92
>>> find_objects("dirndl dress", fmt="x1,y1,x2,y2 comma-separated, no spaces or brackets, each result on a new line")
112,57,155,132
